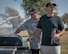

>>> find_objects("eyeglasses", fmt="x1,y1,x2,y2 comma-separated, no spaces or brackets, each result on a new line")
48,5,56,8
30,13,35,15
30,12,38,15
47,6,56,10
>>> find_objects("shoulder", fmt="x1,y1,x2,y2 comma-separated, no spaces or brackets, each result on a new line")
54,15,60,19
54,16,63,23
20,18,31,26
24,18,32,23
40,15,46,18
52,15,61,21
40,15,46,20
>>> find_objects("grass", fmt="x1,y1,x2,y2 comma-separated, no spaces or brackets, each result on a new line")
19,31,68,54
60,31,68,54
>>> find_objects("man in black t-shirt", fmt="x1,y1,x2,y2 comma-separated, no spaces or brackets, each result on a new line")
28,2,65,54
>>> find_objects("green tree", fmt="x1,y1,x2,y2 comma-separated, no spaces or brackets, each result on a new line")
5,7,19,17
0,13,8,20
0,7,24,30
21,0,51,17
62,13,68,24
8,16,23,30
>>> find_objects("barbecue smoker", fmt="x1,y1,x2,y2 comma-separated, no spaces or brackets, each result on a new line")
0,34,31,54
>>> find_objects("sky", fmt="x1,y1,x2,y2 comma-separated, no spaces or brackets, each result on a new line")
53,0,68,16
0,0,68,18
0,0,25,18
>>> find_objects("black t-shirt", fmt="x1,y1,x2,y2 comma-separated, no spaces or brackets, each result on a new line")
37,15,64,46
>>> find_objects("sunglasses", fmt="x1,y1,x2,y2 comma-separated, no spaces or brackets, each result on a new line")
47,5,56,8
30,13,35,15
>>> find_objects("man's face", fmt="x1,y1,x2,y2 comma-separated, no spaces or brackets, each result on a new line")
46,5,56,13
31,12,39,20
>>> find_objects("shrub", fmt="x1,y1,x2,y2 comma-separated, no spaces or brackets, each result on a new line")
65,28,68,31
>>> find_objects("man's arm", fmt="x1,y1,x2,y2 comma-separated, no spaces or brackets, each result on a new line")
58,29,65,37
52,29,65,40
53,17,65,39
14,28,22,34
14,21,28,34
28,28,42,41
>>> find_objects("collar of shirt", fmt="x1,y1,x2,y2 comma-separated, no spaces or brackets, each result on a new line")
31,18,39,23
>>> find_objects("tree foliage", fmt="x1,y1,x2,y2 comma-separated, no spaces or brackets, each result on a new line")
21,0,51,17
5,7,19,17
0,7,23,30
0,13,8,20
8,16,23,29
62,13,68,24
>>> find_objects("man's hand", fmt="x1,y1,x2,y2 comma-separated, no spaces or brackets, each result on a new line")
27,36,34,42
9,31,17,35
51,34,60,40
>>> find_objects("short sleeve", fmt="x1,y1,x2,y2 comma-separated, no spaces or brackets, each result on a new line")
19,21,27,30
58,17,64,30
37,17,42,29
